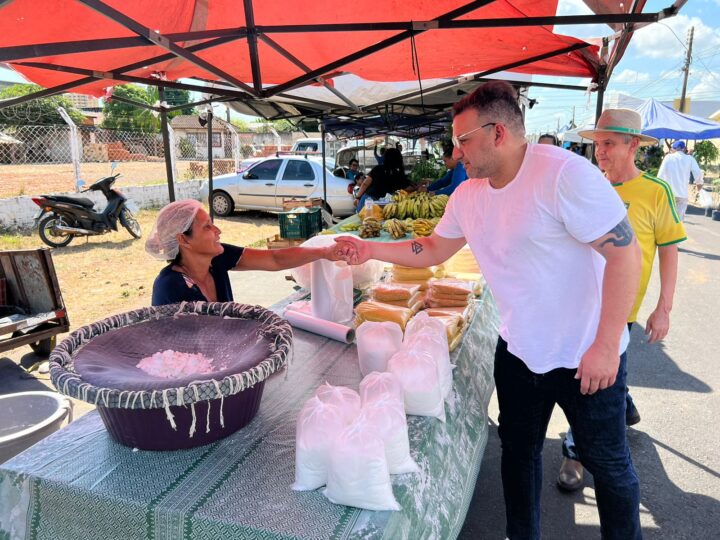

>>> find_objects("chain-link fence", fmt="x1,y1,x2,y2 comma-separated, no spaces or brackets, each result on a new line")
0,122,345,197
0,124,165,165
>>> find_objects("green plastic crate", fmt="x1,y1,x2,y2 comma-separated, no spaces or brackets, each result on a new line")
278,207,323,239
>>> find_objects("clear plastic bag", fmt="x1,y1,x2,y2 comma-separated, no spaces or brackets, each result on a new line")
698,188,714,209
314,382,361,425
387,348,446,422
359,371,405,407
360,401,418,475
290,233,385,289
324,419,400,511
293,397,348,491
310,259,353,323
356,322,404,377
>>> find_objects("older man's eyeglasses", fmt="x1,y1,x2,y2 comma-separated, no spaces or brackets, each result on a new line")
452,122,498,148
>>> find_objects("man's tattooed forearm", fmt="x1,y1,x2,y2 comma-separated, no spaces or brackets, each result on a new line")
411,241,424,255
600,216,635,248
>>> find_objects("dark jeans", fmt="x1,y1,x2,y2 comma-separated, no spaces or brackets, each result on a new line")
495,337,641,540
563,323,635,461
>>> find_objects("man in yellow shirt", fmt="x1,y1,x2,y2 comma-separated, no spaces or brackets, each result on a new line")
557,109,686,491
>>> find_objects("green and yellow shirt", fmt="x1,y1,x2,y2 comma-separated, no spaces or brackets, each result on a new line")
613,173,687,322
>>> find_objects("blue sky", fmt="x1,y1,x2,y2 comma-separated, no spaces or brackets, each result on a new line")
2,0,718,135
525,0,720,134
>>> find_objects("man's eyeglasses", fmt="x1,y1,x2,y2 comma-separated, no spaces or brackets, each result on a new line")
452,122,498,148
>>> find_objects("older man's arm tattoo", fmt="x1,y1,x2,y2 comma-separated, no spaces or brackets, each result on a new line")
600,217,635,248
410,241,424,255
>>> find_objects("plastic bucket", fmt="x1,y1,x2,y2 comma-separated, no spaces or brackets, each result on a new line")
0,391,73,464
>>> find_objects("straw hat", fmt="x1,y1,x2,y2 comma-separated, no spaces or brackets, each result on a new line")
577,109,658,146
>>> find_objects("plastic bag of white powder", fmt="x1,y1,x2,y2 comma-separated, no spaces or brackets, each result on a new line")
356,322,404,377
324,420,400,511
314,383,361,425
292,397,347,491
388,348,446,422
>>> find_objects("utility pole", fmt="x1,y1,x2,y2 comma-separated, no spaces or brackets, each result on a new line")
679,26,694,113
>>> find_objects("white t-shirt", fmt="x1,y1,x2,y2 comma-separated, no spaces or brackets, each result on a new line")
435,144,629,373
657,151,703,199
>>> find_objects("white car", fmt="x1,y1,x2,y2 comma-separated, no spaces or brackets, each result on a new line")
199,155,354,218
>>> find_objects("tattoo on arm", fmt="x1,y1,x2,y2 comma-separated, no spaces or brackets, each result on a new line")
410,241,424,255
600,217,635,248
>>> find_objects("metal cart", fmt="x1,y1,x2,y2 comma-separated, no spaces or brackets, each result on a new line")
0,249,70,356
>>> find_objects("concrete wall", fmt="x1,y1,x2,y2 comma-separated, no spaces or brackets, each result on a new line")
0,180,202,232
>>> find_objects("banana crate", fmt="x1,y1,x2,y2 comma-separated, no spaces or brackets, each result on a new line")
278,207,323,239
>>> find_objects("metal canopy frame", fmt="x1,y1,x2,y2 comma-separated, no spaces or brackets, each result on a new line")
0,0,686,203
0,1,683,111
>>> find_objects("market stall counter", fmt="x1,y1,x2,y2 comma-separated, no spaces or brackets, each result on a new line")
0,290,499,540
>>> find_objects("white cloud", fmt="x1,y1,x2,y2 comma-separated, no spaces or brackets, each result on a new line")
688,71,720,99
554,0,613,39
631,14,720,60
613,69,650,84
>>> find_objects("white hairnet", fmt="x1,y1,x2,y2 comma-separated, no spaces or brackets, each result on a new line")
145,199,203,260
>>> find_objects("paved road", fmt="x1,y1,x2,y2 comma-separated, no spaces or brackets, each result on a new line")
460,205,720,539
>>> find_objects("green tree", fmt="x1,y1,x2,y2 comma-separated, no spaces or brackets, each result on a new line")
102,85,159,132
693,140,719,170
0,84,85,125
163,88,194,116
252,118,296,133
231,118,252,131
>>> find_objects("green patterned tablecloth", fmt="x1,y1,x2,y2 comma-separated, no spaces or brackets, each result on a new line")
0,292,499,540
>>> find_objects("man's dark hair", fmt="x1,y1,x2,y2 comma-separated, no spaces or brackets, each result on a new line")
452,80,525,135
442,146,454,159
349,158,359,166
538,133,558,145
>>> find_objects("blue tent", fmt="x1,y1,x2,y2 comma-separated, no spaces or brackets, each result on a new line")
638,98,720,140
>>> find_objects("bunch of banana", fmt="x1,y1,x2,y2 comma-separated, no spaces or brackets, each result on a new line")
382,202,398,219
359,217,382,238
392,189,410,202
429,194,449,218
338,220,361,231
383,218,407,240
412,218,436,237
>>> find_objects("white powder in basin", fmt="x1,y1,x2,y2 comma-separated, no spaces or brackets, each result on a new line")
136,349,214,378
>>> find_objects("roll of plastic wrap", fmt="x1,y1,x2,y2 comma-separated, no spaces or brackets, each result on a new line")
284,309,355,344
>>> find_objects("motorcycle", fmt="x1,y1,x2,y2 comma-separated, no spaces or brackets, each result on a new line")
31,173,142,248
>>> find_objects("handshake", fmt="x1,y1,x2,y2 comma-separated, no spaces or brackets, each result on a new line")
324,236,368,266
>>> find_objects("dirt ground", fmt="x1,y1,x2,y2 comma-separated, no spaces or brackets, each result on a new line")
0,209,280,327
0,161,197,198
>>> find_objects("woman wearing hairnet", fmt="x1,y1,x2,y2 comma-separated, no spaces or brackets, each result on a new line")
145,200,347,306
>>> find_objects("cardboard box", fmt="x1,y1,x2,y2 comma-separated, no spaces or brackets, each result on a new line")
265,234,305,250
281,198,323,211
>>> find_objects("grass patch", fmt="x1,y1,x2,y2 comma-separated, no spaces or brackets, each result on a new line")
0,209,280,328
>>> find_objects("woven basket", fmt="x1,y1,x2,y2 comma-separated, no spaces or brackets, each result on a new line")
50,302,292,450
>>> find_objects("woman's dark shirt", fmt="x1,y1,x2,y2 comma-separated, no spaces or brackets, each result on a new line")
151,243,244,306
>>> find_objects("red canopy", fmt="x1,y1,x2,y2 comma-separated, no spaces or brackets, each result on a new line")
0,0,601,98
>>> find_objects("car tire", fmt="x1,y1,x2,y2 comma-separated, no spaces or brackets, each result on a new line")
212,191,234,217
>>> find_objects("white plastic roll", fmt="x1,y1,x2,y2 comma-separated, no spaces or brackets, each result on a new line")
284,309,355,344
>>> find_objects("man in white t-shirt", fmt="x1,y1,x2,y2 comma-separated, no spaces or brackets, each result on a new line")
657,140,703,219
335,81,643,539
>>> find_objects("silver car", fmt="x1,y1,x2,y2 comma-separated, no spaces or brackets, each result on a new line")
199,155,354,218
